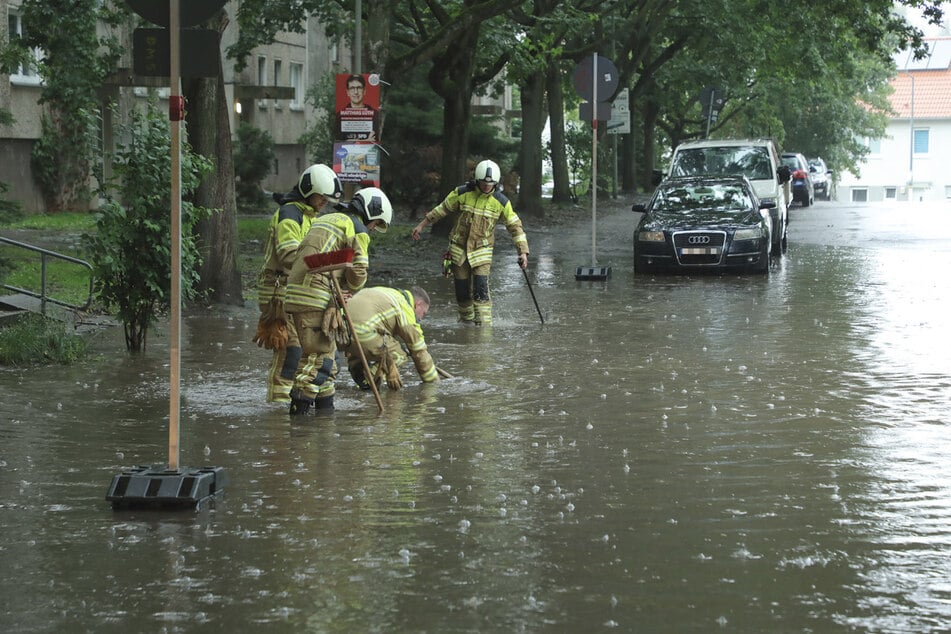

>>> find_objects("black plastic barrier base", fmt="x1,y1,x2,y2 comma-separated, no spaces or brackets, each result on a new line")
106,465,228,510
575,266,612,281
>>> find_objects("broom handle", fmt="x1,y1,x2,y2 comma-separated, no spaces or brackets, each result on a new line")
436,366,453,379
331,278,384,413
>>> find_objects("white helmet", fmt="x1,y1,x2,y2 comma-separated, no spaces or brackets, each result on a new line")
352,187,393,233
474,159,500,185
298,164,342,201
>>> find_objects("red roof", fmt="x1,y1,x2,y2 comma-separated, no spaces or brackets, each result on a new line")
889,37,951,119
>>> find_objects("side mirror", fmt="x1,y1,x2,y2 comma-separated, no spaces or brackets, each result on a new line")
651,169,664,187
759,200,777,210
632,203,647,212
776,165,791,184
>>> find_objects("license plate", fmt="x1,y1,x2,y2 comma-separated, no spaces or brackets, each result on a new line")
680,247,719,255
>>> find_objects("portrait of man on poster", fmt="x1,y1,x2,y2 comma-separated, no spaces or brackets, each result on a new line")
335,73,381,143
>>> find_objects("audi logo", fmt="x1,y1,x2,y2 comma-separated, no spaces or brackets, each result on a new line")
687,235,711,244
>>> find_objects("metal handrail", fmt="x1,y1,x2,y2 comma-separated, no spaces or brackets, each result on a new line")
0,235,95,313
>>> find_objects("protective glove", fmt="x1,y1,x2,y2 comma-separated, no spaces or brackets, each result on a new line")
442,251,452,278
385,361,403,391
321,306,341,339
252,298,289,350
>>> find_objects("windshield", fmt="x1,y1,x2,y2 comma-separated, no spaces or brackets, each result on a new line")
653,182,754,212
671,146,773,181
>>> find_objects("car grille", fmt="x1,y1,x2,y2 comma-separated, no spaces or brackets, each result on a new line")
672,230,726,265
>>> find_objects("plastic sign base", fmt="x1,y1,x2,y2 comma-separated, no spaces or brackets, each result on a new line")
106,465,228,510
575,266,612,281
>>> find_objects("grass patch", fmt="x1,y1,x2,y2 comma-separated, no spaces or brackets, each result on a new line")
0,314,86,365
3,211,97,232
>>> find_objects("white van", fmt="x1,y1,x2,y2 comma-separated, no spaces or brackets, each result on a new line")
667,139,789,251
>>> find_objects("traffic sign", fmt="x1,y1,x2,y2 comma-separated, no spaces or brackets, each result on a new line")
126,0,226,28
133,28,220,77
579,101,613,123
572,54,620,102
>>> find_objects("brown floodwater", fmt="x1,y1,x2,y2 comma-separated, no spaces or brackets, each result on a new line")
2,200,951,632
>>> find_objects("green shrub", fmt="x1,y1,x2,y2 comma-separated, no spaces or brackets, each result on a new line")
233,122,276,214
84,102,212,352
0,314,86,365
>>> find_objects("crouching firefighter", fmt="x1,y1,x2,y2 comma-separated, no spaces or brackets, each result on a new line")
411,159,529,325
282,187,393,415
343,286,439,392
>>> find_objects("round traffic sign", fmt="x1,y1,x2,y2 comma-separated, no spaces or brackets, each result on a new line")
572,54,620,102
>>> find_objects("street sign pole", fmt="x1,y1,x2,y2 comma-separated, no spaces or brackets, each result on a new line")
106,0,229,510
591,53,598,268
168,0,182,472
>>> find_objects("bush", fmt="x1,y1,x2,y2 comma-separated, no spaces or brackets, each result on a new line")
83,102,212,352
233,122,276,214
0,314,86,365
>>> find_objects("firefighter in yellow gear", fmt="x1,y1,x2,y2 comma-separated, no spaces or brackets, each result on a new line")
254,164,342,404
343,286,439,391
283,187,393,415
411,159,529,325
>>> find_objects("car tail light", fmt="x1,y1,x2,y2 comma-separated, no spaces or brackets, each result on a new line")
792,169,808,180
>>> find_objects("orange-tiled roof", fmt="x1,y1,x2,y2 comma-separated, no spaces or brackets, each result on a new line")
889,37,951,119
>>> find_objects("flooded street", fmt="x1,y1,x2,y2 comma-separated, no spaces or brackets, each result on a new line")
3,200,951,632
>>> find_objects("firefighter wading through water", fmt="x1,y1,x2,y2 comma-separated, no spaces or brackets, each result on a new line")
283,187,393,415
411,159,529,325
255,164,342,404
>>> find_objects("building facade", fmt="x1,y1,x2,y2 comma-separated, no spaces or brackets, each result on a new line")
839,37,951,203
0,0,348,213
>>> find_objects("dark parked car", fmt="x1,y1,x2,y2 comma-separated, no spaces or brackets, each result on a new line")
808,157,833,200
780,152,814,207
632,176,775,275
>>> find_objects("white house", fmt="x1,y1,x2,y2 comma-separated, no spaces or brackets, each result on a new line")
839,37,951,203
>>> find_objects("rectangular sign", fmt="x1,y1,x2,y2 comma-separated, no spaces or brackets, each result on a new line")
133,28,220,78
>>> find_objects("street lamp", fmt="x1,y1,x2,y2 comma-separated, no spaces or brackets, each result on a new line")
908,70,915,196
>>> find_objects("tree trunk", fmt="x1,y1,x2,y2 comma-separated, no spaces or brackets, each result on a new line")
183,24,243,306
640,98,660,191
546,62,573,204
516,69,546,218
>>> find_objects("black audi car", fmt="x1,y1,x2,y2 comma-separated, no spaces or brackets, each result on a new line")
632,176,774,275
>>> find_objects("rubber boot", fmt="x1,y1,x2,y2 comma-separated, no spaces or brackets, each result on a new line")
314,394,335,412
289,397,312,415
457,302,475,323
473,301,492,325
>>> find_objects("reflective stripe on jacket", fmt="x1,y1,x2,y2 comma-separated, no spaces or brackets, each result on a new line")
256,199,316,303
425,183,528,269
284,212,371,313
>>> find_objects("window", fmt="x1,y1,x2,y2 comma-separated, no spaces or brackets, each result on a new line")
289,62,304,110
885,187,897,199
851,188,868,203
945,185,951,199
8,10,43,85
331,41,339,63
867,137,882,155
913,128,929,154
257,56,267,109
272,59,282,109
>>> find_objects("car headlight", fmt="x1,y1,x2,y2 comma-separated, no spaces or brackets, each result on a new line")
637,231,665,242
733,228,763,241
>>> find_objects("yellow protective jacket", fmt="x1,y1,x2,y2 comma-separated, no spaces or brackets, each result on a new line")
256,196,317,304
425,183,529,269
283,212,371,313
346,287,438,383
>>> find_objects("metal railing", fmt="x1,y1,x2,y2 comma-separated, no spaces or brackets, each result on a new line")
0,236,94,314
